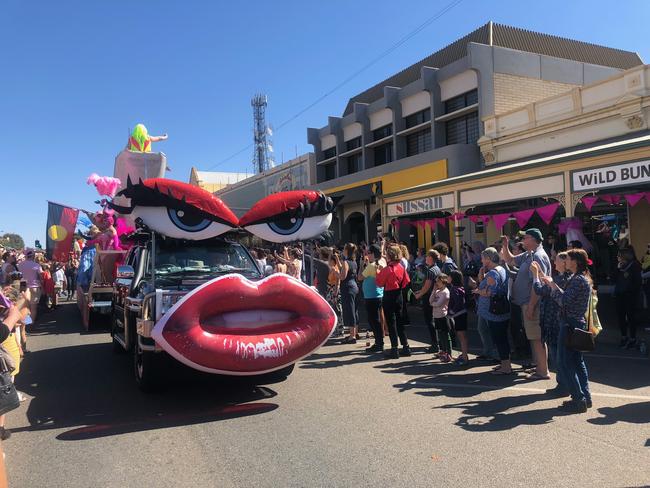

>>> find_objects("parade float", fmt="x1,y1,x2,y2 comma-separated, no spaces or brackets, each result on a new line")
75,126,338,390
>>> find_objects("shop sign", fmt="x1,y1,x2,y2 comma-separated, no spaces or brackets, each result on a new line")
573,160,650,191
387,193,453,216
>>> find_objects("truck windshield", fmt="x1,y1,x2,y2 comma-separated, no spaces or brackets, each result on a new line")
153,239,260,278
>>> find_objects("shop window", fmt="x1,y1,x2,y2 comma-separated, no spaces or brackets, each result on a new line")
404,108,431,129
445,112,479,145
374,142,393,166
346,137,362,151
406,128,432,157
444,89,478,114
322,146,336,159
345,153,361,175
373,124,392,141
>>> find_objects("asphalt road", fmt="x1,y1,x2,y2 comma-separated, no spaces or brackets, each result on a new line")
5,301,650,488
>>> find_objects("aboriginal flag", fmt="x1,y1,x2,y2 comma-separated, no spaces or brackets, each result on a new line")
46,202,79,262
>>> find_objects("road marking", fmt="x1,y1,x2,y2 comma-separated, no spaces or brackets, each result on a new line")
405,380,650,401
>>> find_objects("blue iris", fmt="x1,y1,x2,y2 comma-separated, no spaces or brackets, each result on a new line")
267,216,304,235
167,208,212,233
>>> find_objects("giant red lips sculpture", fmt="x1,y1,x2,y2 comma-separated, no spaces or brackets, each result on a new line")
151,273,337,375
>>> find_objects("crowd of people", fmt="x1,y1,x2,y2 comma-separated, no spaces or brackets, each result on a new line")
0,246,80,441
273,228,650,415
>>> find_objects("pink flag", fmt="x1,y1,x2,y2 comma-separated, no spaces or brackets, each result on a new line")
469,215,480,223
427,219,437,228
452,212,465,221
600,194,620,205
624,193,645,207
437,217,447,228
480,215,491,224
492,213,511,230
581,196,599,212
513,209,535,228
536,202,560,225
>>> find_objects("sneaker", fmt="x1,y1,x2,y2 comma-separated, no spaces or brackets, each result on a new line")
559,400,587,413
0,427,11,441
625,338,637,350
439,352,452,363
384,348,399,359
454,356,468,366
586,399,593,409
365,344,383,354
401,346,412,357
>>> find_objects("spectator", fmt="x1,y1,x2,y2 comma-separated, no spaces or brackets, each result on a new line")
614,247,642,349
54,263,66,302
274,247,302,281
65,255,79,301
326,252,342,335
531,253,570,397
358,245,384,353
1,253,18,286
433,242,458,275
538,249,593,413
313,248,331,300
474,248,512,375
398,244,411,326
430,274,452,363
340,243,359,344
17,250,42,322
376,245,411,359
448,269,469,365
413,250,441,354
414,248,425,268
501,229,551,380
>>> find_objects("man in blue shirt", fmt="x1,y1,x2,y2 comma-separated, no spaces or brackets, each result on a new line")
501,228,551,380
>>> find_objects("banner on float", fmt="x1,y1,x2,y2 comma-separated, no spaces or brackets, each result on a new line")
386,193,454,217
572,160,650,191
46,202,79,262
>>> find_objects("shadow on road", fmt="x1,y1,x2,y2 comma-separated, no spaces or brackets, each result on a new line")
587,401,650,426
15,305,279,441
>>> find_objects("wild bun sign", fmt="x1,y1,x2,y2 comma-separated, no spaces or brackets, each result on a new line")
573,160,650,191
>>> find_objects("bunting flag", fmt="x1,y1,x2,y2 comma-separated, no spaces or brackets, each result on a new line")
451,212,465,222
581,196,599,211
468,215,481,223
536,202,560,225
437,217,447,228
480,215,491,224
492,213,511,230
46,201,79,262
624,193,645,207
600,194,620,205
513,209,535,228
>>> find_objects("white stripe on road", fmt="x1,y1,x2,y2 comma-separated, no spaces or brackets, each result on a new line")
406,380,650,401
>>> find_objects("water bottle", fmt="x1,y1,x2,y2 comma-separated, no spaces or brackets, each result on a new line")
639,340,647,356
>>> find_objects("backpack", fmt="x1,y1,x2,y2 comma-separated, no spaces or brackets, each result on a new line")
448,285,466,316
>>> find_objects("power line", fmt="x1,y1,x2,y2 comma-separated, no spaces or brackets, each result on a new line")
206,0,464,171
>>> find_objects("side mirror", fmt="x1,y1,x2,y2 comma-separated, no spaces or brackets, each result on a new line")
116,265,135,279
264,265,274,277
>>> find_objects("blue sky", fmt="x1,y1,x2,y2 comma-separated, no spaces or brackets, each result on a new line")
1,0,649,247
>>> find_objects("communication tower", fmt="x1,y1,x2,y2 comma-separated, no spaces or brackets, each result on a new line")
251,94,275,174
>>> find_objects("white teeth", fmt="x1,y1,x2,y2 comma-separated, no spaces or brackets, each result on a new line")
203,310,294,329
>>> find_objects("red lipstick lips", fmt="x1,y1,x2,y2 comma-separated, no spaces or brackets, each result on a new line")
151,274,337,375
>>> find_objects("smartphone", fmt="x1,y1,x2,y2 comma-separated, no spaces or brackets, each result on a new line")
19,281,27,292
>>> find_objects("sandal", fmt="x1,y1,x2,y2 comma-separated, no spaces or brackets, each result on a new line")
527,372,551,380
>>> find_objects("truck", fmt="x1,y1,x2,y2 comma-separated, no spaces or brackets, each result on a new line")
110,230,295,391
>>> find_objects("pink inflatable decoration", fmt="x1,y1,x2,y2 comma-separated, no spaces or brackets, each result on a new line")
87,173,122,198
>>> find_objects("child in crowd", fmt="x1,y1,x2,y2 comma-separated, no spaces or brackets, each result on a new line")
430,273,452,363
448,270,469,365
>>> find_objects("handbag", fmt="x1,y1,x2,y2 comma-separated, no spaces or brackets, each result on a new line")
489,267,510,315
586,290,602,337
0,356,19,416
564,319,595,352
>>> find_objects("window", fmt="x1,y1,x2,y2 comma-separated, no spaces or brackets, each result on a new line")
444,89,478,114
374,142,393,166
324,163,336,181
404,108,431,129
405,129,432,157
322,146,336,159
345,153,361,175
372,124,392,141
345,137,362,151
445,112,479,145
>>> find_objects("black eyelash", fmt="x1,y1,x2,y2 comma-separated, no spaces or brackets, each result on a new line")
109,177,234,226
245,192,336,226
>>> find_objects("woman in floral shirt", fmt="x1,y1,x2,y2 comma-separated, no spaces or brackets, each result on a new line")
536,249,592,414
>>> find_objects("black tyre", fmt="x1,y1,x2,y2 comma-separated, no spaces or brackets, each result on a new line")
134,338,163,392
255,364,295,385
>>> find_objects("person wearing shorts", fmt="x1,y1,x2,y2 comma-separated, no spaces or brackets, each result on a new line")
501,229,551,380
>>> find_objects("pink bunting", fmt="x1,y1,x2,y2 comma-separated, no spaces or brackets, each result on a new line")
600,194,620,205
536,202,560,225
427,219,437,228
624,193,645,207
513,209,535,228
581,196,599,212
480,215,491,224
451,212,465,222
492,213,511,230
437,218,447,228
469,215,480,223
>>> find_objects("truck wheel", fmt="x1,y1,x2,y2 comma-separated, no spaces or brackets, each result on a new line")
256,364,295,385
134,338,162,392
